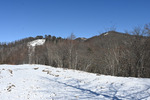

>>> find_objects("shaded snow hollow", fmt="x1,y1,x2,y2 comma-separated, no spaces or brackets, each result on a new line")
27,39,46,47
0,64,150,100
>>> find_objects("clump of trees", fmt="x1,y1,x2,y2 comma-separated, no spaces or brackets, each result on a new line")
0,23,150,78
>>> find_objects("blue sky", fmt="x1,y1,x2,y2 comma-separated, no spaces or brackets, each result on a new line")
0,0,150,42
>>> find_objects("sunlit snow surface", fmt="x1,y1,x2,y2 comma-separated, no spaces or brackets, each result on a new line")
104,32,109,36
0,64,150,100
27,39,45,47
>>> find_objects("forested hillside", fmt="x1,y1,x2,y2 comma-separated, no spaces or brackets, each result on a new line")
0,24,150,78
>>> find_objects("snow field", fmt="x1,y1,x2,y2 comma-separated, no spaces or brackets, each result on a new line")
0,64,150,100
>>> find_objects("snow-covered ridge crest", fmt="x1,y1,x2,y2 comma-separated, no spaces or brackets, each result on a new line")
27,39,46,47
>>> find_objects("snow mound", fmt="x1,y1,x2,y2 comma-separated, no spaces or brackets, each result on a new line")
0,64,150,100
27,39,45,47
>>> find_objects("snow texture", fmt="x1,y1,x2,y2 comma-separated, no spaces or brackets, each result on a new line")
0,64,150,100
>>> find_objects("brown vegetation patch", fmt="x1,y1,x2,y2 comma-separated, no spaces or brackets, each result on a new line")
55,75,59,77
8,69,13,74
34,67,39,70
42,69,51,74
7,84,15,92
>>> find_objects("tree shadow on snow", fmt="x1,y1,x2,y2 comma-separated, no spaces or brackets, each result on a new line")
38,76,150,100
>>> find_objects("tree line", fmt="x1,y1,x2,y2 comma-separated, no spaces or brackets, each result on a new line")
0,23,150,78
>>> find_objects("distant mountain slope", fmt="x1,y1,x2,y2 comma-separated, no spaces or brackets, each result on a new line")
85,31,133,44
0,64,150,100
0,31,150,78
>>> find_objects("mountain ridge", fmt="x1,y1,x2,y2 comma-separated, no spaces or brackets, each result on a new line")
0,31,150,78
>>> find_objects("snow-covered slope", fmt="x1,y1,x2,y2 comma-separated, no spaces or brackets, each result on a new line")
27,39,45,64
27,39,45,47
0,65,150,100
104,32,109,36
